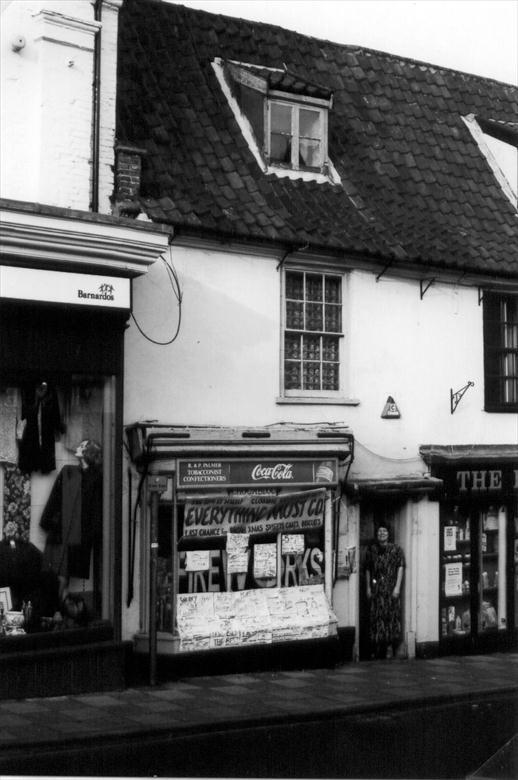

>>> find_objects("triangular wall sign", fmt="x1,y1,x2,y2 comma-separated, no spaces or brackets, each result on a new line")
381,396,401,419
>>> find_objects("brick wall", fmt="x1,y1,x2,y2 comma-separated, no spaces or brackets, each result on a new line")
0,1,121,214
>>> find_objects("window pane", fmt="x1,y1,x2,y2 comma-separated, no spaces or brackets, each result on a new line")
325,277,341,304
306,274,322,301
270,103,292,163
286,272,304,300
306,303,323,331
271,103,292,133
322,336,339,361
285,333,301,360
299,138,321,167
303,362,321,390
271,134,291,163
325,304,342,333
322,363,339,391
299,108,320,138
286,300,304,329
302,335,320,360
285,361,301,389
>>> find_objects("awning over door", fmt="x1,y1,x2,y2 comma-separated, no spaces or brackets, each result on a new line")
346,440,442,498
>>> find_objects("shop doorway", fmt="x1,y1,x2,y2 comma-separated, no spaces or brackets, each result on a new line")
359,498,406,660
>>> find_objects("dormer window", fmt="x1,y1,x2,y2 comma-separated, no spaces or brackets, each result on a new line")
213,58,340,185
269,101,326,171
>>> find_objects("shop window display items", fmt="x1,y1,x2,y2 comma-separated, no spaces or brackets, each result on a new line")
1,378,108,637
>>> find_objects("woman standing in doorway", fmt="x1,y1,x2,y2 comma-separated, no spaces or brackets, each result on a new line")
365,523,405,659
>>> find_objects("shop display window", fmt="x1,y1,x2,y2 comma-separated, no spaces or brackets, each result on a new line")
149,477,336,652
439,504,507,641
0,375,115,639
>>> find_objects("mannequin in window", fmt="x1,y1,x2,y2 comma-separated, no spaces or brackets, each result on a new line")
18,381,64,474
40,440,103,609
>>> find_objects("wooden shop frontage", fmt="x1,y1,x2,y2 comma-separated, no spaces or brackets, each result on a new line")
125,423,355,681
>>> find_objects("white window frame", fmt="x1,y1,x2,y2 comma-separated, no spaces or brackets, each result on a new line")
280,268,345,400
266,98,327,173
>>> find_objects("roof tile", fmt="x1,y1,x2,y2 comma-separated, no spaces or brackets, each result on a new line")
117,0,518,278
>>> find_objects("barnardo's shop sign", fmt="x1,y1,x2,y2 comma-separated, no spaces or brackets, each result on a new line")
0,265,130,310
177,458,338,490
182,488,326,539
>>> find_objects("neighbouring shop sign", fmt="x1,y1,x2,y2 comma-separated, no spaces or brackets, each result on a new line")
182,488,326,539
436,463,518,500
0,265,131,310
177,458,338,489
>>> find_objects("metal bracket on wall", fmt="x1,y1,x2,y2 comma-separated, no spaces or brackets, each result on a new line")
420,279,435,299
450,381,474,414
376,263,392,282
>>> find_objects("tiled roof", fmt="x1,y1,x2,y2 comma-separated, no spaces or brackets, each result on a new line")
116,0,518,278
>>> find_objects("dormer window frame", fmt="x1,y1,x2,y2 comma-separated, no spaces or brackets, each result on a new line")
265,92,330,175
212,58,341,186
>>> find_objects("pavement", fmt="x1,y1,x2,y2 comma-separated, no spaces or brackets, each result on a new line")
0,652,517,777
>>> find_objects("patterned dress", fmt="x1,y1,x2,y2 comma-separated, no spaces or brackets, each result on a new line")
366,542,405,646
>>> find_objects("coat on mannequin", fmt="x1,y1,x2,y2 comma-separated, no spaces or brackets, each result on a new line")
40,440,102,602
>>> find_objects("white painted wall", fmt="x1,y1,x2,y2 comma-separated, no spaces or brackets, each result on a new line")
121,242,517,643
125,245,517,450
0,0,120,213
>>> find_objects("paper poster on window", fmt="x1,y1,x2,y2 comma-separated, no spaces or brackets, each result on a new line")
227,532,250,574
185,550,211,572
444,563,462,597
337,545,356,579
281,534,305,555
444,526,456,552
253,543,277,579
182,488,325,539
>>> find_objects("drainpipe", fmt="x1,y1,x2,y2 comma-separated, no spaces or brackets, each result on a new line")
91,0,102,212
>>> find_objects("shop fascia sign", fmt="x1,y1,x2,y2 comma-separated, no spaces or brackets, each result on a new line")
0,265,130,310
177,458,338,490
439,464,518,499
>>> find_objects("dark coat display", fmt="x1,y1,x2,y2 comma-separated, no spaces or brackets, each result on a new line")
18,383,64,474
40,464,103,579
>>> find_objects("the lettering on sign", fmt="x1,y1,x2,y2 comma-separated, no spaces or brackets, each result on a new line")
177,548,324,593
456,469,518,493
183,490,325,538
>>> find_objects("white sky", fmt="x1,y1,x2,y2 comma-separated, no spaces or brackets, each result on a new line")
177,0,518,84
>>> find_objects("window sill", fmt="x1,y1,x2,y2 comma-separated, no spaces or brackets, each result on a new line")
276,396,360,406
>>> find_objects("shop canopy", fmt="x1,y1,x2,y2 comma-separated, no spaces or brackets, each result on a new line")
125,422,354,488
346,440,442,498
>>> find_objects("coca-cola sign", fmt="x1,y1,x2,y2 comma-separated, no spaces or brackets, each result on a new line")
251,463,293,481
177,458,338,489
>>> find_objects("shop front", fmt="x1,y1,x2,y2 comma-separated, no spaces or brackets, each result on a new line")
125,423,355,680
420,445,518,655
0,204,169,698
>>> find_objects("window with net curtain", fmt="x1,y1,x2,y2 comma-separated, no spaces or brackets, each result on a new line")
269,101,324,170
284,270,342,393
483,292,518,411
